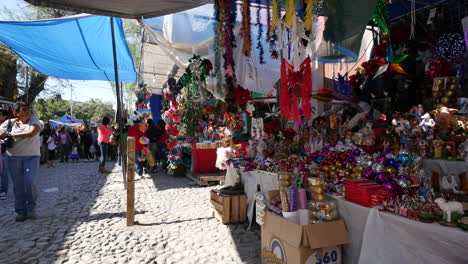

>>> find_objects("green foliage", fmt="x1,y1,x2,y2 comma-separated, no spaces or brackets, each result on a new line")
74,99,115,123
34,96,115,124
34,97,70,122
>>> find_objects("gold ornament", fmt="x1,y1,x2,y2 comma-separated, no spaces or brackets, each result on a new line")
441,97,449,105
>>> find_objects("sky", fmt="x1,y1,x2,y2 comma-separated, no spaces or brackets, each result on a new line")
0,0,131,108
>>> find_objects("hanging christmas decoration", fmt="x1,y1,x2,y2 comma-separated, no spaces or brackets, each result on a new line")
434,33,466,60
241,0,251,57
285,0,295,27
213,0,223,96
271,0,279,30
333,73,352,99
256,0,265,64
372,0,390,34
280,57,313,121
304,0,316,31
222,0,237,84
266,0,271,42
270,0,279,60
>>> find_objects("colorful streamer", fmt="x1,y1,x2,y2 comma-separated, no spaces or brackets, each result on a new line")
213,0,223,95
271,0,279,30
256,0,265,64
241,0,251,57
285,0,295,27
304,0,316,30
372,0,390,34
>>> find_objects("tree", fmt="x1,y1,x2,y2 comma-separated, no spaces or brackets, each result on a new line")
34,96,115,124
74,99,115,123
34,96,70,122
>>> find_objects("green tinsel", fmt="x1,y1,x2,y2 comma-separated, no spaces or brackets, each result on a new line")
372,0,390,34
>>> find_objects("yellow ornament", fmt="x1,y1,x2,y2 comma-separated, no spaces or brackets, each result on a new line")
385,167,396,175
441,97,449,105
322,165,330,173
330,165,337,172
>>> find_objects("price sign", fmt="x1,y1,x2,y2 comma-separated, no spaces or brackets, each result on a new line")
305,246,341,264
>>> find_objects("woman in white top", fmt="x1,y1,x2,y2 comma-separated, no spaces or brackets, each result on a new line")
0,101,42,222
46,130,56,168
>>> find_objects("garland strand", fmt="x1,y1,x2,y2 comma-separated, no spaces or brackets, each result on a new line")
213,0,223,95
285,0,295,27
372,0,390,34
242,0,251,57
270,0,279,60
223,0,237,89
272,0,279,29
256,0,265,64
266,0,271,42
304,0,316,30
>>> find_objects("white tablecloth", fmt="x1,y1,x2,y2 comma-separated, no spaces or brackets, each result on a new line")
224,166,279,227
338,199,468,264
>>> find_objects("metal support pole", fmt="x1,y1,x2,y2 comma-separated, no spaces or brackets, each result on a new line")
110,17,126,188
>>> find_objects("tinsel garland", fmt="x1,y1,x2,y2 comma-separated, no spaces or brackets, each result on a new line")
271,0,279,29
285,0,295,27
266,0,271,42
213,0,223,95
372,0,390,34
223,0,236,79
242,0,251,57
304,0,316,30
256,0,265,64
270,0,279,60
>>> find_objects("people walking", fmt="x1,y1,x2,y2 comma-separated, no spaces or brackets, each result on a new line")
97,117,113,174
46,130,56,168
0,102,42,222
0,108,10,200
58,127,72,162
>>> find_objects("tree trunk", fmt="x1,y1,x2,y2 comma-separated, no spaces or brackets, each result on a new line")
0,57,18,101
17,73,48,105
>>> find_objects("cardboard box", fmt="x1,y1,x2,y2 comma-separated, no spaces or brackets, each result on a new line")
261,210,349,264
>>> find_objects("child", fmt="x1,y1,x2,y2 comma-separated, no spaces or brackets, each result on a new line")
46,131,56,168
70,143,80,162
89,144,96,160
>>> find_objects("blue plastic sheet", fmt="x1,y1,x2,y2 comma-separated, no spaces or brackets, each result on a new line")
0,15,136,82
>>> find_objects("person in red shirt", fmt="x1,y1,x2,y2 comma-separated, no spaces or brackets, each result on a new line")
155,120,168,170
127,116,147,178
97,116,113,174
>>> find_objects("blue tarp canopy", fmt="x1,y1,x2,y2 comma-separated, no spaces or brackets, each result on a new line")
0,14,137,82
50,114,84,128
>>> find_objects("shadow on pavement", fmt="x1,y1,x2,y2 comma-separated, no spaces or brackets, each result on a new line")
0,161,117,264
135,217,213,226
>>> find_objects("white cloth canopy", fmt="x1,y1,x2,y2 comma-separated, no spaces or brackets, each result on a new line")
25,0,210,19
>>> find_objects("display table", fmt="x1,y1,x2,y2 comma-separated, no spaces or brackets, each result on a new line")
337,199,468,264
191,148,220,175
225,167,468,263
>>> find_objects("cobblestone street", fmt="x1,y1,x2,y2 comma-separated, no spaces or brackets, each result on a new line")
0,161,260,264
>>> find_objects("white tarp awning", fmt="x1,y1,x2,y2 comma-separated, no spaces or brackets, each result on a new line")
25,0,210,19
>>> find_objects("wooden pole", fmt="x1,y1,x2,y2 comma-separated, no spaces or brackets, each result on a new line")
110,17,126,187
126,137,135,226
